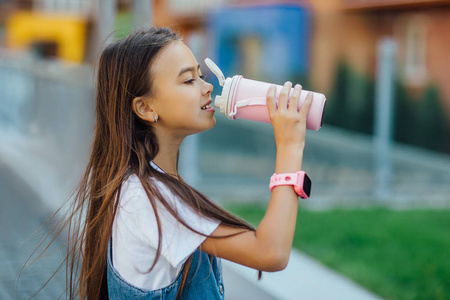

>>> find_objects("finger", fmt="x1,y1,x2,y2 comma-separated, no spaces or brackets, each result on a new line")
289,84,302,113
266,84,277,114
278,81,292,111
300,92,314,118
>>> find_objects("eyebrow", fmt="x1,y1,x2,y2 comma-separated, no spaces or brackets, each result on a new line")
178,64,200,77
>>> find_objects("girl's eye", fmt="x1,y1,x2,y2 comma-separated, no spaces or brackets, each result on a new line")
185,75,207,85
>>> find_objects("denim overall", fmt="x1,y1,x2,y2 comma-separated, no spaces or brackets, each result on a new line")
107,241,225,299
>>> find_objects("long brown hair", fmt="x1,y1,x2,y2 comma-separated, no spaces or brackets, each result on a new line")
65,27,256,299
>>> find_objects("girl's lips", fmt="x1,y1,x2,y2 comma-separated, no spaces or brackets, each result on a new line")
201,99,215,112
202,106,215,112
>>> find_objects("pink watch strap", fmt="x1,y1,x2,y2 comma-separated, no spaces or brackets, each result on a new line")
269,171,310,199
269,172,300,191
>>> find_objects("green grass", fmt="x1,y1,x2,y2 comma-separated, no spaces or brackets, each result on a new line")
225,203,450,300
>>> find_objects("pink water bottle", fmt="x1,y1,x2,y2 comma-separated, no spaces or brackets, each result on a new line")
205,58,326,131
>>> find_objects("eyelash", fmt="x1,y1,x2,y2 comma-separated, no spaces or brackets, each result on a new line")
185,75,207,85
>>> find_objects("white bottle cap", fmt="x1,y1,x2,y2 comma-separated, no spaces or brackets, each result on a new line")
204,58,242,119
214,77,233,114
205,58,226,86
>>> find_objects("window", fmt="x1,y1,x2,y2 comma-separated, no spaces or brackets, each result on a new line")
398,14,428,86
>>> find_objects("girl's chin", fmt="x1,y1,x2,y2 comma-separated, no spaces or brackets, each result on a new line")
185,118,216,136
200,119,216,132
208,117,217,128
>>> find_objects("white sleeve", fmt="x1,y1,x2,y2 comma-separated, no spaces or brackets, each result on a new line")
120,177,220,269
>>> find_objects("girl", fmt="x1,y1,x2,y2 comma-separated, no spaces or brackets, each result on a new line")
67,27,312,299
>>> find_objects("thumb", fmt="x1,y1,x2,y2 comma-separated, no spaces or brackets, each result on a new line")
266,84,277,114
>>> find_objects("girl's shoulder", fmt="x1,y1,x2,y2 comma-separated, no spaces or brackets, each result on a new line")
121,174,143,197
120,173,175,206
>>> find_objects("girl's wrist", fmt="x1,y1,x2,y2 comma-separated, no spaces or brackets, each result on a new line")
275,146,304,173
276,143,304,152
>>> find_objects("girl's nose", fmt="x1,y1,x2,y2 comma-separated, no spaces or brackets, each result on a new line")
203,81,213,97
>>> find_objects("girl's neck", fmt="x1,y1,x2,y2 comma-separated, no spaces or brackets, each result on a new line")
152,130,183,176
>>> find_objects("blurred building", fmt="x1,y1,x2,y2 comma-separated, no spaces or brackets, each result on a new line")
0,0,94,62
309,0,450,152
310,0,450,110
1,0,448,152
0,0,135,63
152,0,226,65
208,3,311,85
154,0,312,87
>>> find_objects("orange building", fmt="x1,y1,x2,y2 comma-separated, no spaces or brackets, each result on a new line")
310,0,450,112
308,0,450,152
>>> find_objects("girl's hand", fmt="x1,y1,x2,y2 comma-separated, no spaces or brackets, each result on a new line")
266,82,313,152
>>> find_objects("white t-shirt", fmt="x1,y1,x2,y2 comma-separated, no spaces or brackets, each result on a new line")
111,163,220,290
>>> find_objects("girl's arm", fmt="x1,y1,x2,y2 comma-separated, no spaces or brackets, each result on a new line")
200,82,313,272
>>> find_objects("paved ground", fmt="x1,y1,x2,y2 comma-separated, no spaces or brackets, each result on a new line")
222,251,383,300
0,162,66,299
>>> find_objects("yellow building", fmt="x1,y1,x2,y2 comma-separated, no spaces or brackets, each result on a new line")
5,10,88,63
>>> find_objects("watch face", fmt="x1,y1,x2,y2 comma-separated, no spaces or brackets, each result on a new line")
320,100,327,128
303,174,312,197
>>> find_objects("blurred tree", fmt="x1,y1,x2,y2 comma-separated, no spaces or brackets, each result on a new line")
325,61,375,135
325,61,449,153
395,83,448,153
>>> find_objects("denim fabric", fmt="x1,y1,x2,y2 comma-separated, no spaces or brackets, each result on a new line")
107,241,225,299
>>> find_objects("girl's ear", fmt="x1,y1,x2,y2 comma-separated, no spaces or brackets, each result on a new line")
132,97,158,123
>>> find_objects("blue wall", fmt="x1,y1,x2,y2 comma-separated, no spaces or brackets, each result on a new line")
208,3,311,86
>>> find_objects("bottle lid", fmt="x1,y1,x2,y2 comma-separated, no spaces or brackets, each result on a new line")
214,95,226,114
214,77,232,114
204,58,225,86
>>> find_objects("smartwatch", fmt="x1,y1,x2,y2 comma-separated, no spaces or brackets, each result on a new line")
269,171,312,199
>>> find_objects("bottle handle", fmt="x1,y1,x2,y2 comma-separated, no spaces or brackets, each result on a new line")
229,98,267,118
235,98,267,108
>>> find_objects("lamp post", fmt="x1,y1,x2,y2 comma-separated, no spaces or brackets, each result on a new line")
374,37,397,200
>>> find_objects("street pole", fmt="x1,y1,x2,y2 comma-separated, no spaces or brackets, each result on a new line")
97,0,117,47
374,37,397,201
133,0,153,28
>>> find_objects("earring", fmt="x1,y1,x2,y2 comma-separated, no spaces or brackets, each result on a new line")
154,116,158,123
